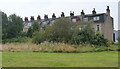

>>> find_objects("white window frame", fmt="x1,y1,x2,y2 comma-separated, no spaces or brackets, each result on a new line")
72,19,77,22
84,17,88,22
28,23,32,27
93,16,100,21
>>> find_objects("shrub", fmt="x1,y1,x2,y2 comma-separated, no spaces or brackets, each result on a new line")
32,21,40,32
91,34,108,46
32,31,46,44
45,17,73,43
70,29,94,45
27,27,33,38
118,37,120,43
2,37,28,44
75,45,94,53
70,29,108,46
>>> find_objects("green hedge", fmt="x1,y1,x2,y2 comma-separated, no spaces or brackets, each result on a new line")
2,37,28,44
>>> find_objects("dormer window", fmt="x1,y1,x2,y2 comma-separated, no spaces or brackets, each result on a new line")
93,16,100,21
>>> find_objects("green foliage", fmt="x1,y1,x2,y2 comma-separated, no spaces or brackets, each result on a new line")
27,27,33,38
45,17,73,43
8,14,23,38
2,12,8,39
32,21,40,32
92,34,108,46
70,21,108,46
117,37,120,43
32,17,108,46
2,13,23,39
32,31,46,44
2,37,27,44
71,29,94,45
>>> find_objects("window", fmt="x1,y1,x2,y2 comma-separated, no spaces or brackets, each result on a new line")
84,17,88,22
28,23,32,26
72,19,76,22
96,25,100,31
93,16,100,21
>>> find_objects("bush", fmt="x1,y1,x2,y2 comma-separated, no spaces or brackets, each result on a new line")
70,29,108,46
118,37,120,43
91,34,108,46
27,27,33,38
32,31,46,44
45,17,73,43
2,37,28,44
70,29,94,45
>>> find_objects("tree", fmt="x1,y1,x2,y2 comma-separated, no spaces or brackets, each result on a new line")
2,12,8,39
45,17,73,43
6,14,23,38
27,27,33,38
32,21,40,32
32,31,45,44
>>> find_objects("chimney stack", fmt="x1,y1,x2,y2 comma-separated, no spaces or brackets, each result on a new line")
52,13,56,19
37,15,41,21
61,12,65,17
44,14,48,20
92,8,96,14
30,16,34,22
106,6,110,16
81,10,85,15
24,17,28,22
70,11,74,17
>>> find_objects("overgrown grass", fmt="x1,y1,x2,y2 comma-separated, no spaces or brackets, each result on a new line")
2,51,118,67
2,42,119,53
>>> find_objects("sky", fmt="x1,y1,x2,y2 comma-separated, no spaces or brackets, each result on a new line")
0,0,119,30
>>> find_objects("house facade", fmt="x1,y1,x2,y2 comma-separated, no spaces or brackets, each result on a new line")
23,6,114,41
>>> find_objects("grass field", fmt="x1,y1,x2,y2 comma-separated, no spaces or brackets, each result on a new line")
2,51,118,67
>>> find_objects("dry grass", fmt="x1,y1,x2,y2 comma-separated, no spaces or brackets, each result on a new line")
2,42,118,53
2,42,75,52
2,42,39,52
0,44,2,51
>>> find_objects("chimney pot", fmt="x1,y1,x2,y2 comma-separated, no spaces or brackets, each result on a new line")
106,6,110,15
81,10,85,15
25,17,28,22
61,12,65,17
44,14,48,20
70,11,74,17
52,13,56,19
92,8,96,14
30,16,34,22
37,15,41,21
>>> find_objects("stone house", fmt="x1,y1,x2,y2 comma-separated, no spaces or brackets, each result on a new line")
23,6,114,41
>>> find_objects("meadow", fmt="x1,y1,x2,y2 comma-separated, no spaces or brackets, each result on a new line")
2,51,118,67
1,42,119,67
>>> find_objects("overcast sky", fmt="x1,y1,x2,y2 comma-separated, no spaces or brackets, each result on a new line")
0,0,119,30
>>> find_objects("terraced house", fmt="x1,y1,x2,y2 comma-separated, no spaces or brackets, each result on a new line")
23,6,114,41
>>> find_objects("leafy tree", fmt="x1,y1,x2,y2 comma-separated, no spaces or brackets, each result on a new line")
32,21,40,32
2,12,8,39
6,14,23,38
27,27,33,38
71,20,108,46
45,17,73,43
32,31,45,44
